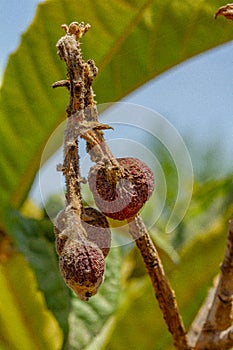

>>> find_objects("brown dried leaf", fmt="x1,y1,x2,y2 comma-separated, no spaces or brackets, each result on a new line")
215,3,233,20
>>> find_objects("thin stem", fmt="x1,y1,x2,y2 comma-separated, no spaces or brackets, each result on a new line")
55,23,89,212
128,215,191,350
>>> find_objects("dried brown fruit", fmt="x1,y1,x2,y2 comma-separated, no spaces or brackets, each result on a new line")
53,206,106,300
59,238,105,301
82,207,111,257
88,157,154,221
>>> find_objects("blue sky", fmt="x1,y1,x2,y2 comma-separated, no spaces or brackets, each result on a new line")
1,0,233,203
0,0,40,73
127,44,233,177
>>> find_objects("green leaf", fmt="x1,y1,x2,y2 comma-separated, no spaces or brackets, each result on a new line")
2,208,70,345
0,252,62,350
0,0,232,209
68,240,123,350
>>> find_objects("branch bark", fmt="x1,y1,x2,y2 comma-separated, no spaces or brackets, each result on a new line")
128,215,191,350
189,219,233,349
194,325,233,350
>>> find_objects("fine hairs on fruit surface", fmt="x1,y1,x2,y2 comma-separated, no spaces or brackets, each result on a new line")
54,206,108,301
88,157,154,221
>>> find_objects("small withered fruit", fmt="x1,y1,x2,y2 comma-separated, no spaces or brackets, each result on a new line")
88,157,154,221
59,238,105,301
54,206,105,301
82,207,111,258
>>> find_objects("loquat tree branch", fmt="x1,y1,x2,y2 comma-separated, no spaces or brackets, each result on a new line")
53,21,190,349
53,23,109,301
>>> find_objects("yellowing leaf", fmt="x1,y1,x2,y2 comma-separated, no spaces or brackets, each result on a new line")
0,253,62,350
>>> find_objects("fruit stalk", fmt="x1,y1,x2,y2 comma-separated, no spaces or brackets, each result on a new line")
128,215,191,350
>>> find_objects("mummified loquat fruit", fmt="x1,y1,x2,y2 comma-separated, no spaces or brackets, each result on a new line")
88,157,154,221
54,206,106,301
59,238,105,301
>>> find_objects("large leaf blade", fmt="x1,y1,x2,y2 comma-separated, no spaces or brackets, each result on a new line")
0,0,232,209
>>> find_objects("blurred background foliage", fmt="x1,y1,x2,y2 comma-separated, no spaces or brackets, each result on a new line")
0,0,232,349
